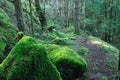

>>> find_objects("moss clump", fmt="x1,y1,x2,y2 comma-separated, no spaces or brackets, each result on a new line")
45,44,60,54
0,36,62,80
15,31,24,42
41,29,75,45
78,46,89,56
48,47,87,80
17,31,24,36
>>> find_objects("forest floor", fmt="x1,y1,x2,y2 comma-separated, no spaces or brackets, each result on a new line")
74,36,119,80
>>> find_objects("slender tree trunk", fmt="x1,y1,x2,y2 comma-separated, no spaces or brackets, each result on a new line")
81,0,86,29
74,0,80,33
64,0,69,27
29,0,34,37
118,47,120,79
35,0,46,30
13,0,25,32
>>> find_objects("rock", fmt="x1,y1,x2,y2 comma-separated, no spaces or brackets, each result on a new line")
48,47,87,80
44,44,60,54
0,36,62,80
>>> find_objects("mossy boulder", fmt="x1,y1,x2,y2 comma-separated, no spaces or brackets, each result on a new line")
0,36,62,80
48,47,87,80
45,44,60,54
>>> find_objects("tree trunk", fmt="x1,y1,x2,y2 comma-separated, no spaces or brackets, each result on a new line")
13,0,24,32
74,0,80,33
118,49,120,71
64,0,69,27
35,0,46,30
29,0,34,37
81,0,86,29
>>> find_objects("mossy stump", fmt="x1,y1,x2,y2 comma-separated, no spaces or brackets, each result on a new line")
0,36,62,80
48,47,87,80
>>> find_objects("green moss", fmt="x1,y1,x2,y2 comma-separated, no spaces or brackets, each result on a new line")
0,36,62,80
0,39,6,55
45,44,60,54
0,8,16,62
78,46,89,56
0,8,16,42
0,0,15,13
0,8,14,28
88,36,119,70
45,30,75,45
0,8,9,23
102,76,108,80
0,39,6,63
15,31,24,42
21,0,41,35
17,31,24,36
88,36,119,54
48,47,87,80
88,36,119,61
62,25,75,33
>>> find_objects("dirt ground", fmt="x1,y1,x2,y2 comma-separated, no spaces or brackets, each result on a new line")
74,36,119,80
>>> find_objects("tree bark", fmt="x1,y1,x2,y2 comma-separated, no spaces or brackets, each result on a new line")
81,0,86,29
118,49,120,71
29,0,34,37
74,0,80,33
64,0,69,27
13,0,24,32
35,0,46,30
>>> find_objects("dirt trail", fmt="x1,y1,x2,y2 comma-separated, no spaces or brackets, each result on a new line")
75,36,118,80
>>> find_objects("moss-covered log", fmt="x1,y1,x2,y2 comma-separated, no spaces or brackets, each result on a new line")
48,47,87,80
0,36,62,80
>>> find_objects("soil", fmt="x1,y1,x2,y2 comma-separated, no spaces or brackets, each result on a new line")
74,36,118,80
